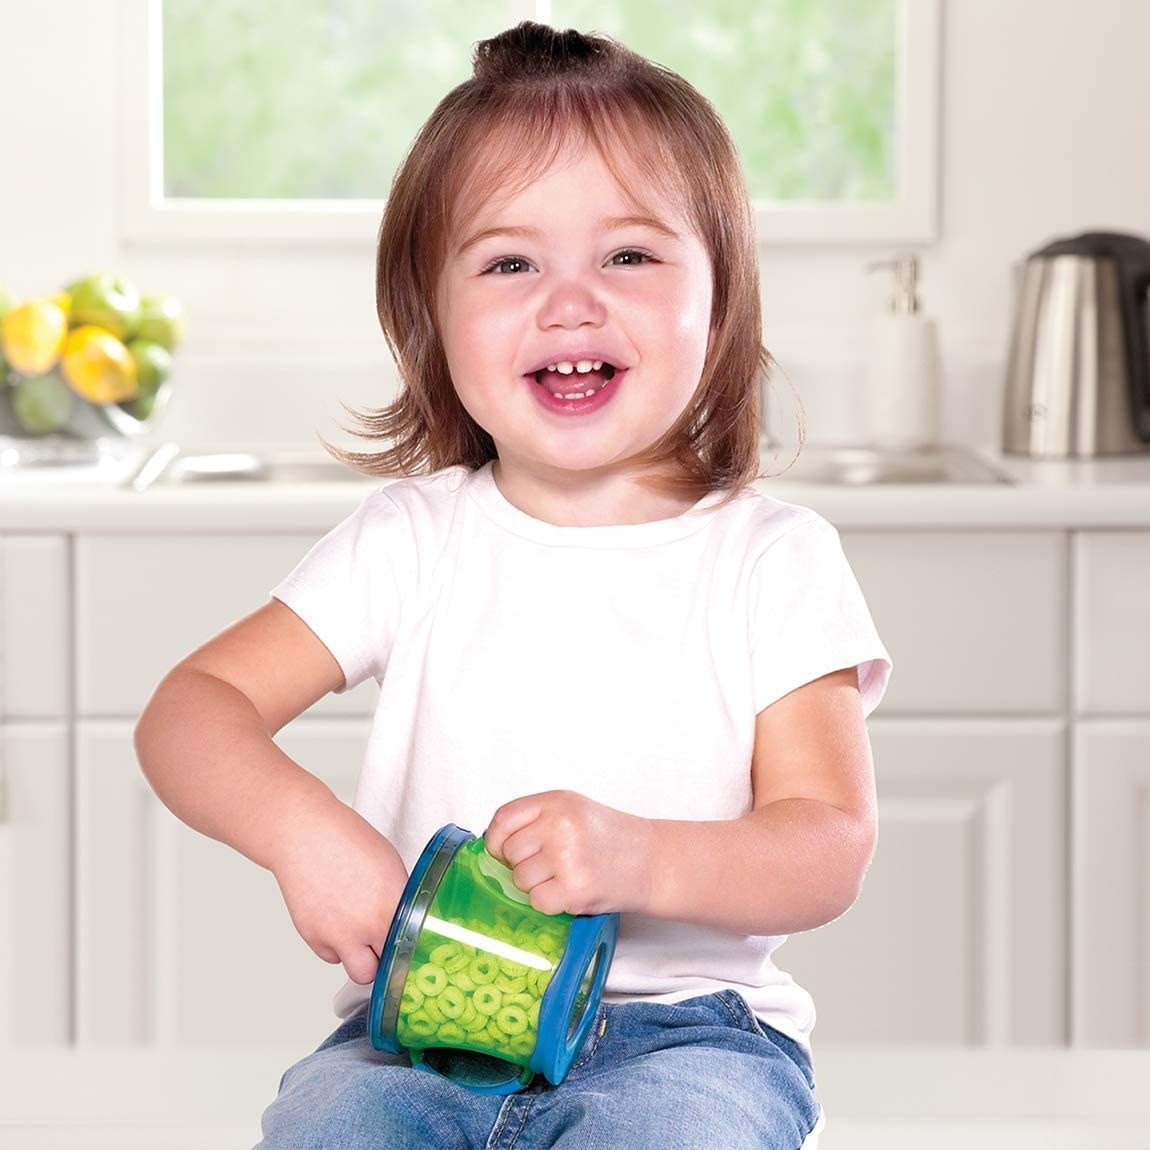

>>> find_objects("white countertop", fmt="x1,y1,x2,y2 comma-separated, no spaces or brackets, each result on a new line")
1,442,1149,532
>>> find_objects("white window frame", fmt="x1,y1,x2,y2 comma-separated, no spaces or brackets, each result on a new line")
119,0,939,247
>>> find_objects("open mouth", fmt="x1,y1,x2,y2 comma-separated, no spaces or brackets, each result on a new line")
530,362,617,398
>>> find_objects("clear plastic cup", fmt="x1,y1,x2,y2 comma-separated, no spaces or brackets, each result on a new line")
369,824,619,1094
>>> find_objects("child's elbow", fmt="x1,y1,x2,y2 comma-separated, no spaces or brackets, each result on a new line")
836,812,878,915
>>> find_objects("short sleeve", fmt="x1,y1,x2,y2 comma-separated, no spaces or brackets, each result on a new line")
750,512,892,718
270,489,407,694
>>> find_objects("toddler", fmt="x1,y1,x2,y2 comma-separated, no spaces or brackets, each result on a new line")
136,20,892,1150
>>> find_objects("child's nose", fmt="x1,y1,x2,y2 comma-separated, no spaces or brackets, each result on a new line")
536,278,608,328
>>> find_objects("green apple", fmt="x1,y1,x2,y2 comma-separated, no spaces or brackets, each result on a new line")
126,338,172,397
130,293,185,351
65,272,141,340
11,371,74,434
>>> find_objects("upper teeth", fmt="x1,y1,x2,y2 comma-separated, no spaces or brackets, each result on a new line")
547,360,603,374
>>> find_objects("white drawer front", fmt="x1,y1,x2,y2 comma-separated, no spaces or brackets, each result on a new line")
1075,532,1150,714
75,535,376,717
2,536,69,717
840,531,1067,713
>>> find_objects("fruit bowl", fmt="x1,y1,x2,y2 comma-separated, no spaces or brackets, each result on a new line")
0,273,183,468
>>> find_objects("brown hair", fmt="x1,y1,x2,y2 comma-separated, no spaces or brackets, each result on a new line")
323,20,797,504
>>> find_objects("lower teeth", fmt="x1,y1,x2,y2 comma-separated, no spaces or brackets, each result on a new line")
541,378,612,401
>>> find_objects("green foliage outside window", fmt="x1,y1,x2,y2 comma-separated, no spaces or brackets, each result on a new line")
163,0,895,202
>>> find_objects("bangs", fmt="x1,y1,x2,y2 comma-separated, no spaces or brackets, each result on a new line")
437,97,696,268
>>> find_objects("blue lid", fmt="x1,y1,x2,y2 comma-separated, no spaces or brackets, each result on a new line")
368,824,472,1053
531,912,619,1085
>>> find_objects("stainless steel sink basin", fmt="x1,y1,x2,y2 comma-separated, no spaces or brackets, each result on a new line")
125,444,375,491
126,441,1016,491
760,443,1015,485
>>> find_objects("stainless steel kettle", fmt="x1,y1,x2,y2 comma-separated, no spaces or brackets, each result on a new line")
1002,230,1150,457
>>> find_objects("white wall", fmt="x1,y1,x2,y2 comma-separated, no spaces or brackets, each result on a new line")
2,0,1148,453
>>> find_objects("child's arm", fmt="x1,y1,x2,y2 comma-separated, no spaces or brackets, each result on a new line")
485,666,877,937
134,599,409,985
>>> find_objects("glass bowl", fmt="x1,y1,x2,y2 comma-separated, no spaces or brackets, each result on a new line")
0,361,173,469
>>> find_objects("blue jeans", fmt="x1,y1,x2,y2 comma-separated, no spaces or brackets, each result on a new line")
255,990,820,1149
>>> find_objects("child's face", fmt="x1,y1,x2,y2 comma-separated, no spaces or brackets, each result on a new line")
435,142,713,487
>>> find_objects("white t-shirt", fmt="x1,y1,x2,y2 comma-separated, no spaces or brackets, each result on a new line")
271,460,892,1053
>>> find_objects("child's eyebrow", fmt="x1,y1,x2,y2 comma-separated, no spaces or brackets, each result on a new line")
454,214,682,257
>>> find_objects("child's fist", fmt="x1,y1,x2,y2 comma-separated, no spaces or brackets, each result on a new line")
483,789,654,917
270,800,409,986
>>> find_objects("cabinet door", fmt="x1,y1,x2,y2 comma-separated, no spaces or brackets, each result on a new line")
1074,532,1150,713
74,535,377,718
0,723,70,1046
1072,720,1150,1047
75,718,370,1046
840,531,1066,714
779,718,1067,1045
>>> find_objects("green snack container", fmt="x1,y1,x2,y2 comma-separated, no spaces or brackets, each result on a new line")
369,824,619,1094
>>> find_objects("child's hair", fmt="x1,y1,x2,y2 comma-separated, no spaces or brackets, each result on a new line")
325,20,795,504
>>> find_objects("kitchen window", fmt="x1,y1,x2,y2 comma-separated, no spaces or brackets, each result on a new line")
119,0,938,245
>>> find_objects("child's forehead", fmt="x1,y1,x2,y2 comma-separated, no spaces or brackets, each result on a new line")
448,129,688,234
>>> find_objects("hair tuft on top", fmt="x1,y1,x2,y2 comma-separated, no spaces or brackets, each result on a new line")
473,21,607,80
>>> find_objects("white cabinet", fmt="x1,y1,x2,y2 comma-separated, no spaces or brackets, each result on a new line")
0,724,70,1045
773,531,1071,1046
5,518,1148,1053
75,717,369,1046
842,531,1067,714
1071,721,1150,1047
1071,531,1150,1046
781,718,1067,1044
1074,532,1150,713
74,535,377,717
0,537,71,1045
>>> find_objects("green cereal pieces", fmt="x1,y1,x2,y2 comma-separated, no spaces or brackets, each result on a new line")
437,986,466,1019
461,1005,488,1033
422,996,445,1025
429,942,459,965
400,985,425,1013
468,956,498,985
453,970,476,993
504,992,533,1009
415,964,448,996
405,1010,436,1039
495,1004,529,1036
473,985,503,1016
494,972,527,995
436,1021,466,1044
509,1033,536,1059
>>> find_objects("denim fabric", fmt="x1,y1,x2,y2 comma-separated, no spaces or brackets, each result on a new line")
255,990,820,1149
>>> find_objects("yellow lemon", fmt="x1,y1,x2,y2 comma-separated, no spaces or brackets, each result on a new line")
49,291,72,323
61,326,139,404
1,298,68,375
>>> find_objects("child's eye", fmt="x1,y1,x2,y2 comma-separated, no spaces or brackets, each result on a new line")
610,248,656,267
478,249,658,275
482,256,533,275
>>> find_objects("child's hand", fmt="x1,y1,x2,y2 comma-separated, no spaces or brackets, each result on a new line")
269,800,409,986
483,790,654,917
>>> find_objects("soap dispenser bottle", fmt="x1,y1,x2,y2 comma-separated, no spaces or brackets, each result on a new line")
864,254,940,452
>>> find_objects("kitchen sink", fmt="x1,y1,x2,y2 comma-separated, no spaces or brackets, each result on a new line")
126,441,1016,491
761,442,1016,485
125,444,377,491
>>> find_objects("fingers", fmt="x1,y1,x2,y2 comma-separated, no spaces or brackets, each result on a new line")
484,795,543,860
342,944,381,986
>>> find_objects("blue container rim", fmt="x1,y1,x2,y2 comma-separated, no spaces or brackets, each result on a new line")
368,824,473,1053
